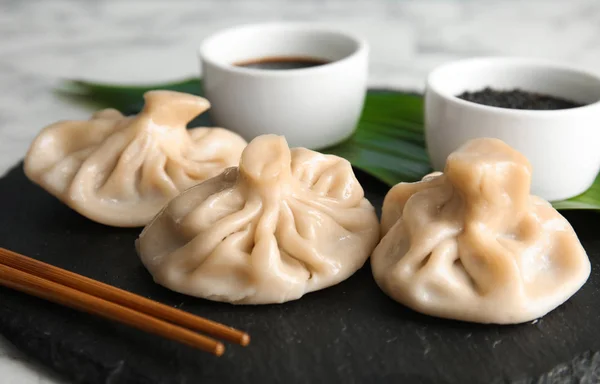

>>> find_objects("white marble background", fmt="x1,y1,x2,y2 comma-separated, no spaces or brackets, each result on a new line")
2,0,600,382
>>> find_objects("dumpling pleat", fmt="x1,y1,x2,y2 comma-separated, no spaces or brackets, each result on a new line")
98,133,153,200
277,201,340,276
139,150,179,198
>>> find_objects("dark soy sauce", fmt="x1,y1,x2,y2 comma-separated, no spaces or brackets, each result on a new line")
234,56,329,70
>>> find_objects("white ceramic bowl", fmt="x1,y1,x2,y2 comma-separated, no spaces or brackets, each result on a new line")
425,57,600,201
199,22,368,150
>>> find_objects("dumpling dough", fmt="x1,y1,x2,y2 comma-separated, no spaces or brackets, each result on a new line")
372,138,590,324
136,134,380,304
24,90,247,227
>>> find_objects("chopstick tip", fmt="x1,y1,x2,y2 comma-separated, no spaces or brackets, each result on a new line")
240,333,250,346
215,342,225,357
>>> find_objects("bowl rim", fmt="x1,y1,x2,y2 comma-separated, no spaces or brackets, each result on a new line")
426,56,600,115
198,21,369,78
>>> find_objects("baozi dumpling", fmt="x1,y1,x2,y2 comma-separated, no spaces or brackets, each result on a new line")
136,134,380,304
371,138,590,324
24,90,247,227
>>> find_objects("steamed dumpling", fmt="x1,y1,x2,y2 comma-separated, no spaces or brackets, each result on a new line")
371,138,590,324
24,91,247,227
136,134,380,304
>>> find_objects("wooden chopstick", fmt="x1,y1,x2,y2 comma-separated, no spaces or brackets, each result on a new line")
0,262,224,356
0,248,250,349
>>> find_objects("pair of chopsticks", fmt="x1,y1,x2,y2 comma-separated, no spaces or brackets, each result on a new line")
0,247,249,356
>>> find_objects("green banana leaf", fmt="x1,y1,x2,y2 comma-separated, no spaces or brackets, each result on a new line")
57,79,600,210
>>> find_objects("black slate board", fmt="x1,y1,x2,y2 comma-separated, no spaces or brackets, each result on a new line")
1,163,600,384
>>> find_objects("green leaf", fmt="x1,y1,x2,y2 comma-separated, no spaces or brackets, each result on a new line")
551,174,600,210
56,78,202,112
58,79,600,211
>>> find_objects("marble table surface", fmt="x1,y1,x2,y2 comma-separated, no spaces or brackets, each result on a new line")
2,0,600,382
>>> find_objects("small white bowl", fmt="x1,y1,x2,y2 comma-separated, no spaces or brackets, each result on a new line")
425,57,600,201
199,22,369,150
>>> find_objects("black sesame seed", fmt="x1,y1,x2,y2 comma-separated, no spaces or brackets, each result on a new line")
456,87,584,110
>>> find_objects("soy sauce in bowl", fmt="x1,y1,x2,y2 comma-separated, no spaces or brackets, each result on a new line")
234,56,329,70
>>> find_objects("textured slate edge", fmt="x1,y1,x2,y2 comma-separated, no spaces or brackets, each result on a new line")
508,351,600,384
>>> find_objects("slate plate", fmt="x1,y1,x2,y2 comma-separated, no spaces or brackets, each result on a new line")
0,161,600,384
